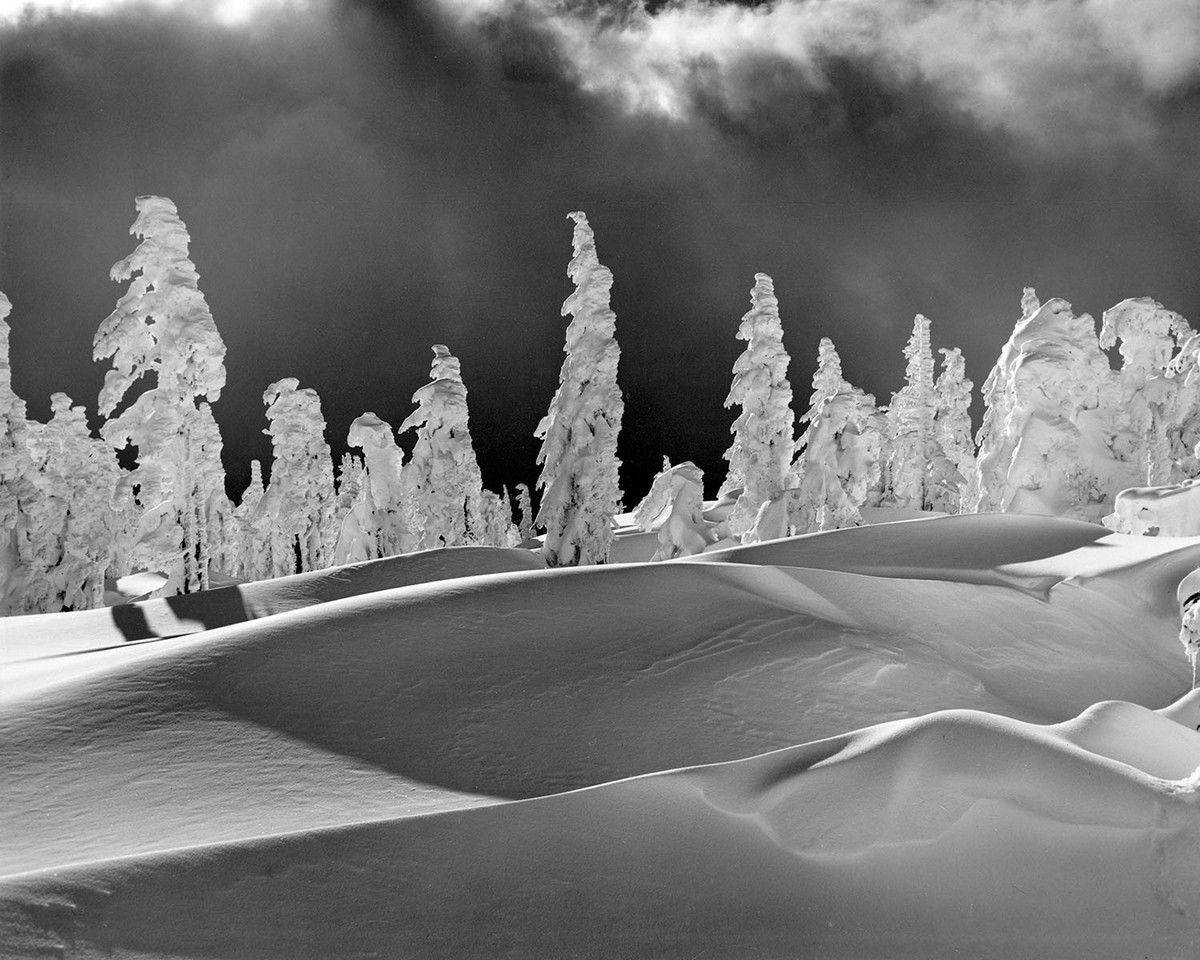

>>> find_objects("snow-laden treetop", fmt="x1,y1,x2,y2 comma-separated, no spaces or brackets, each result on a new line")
400,344,469,435
0,291,15,402
94,195,227,416
561,211,617,350
1100,297,1191,378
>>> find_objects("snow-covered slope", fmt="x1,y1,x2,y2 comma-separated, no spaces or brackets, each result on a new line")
2,515,1199,957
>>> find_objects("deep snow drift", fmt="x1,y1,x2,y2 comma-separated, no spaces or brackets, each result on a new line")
3,514,1200,958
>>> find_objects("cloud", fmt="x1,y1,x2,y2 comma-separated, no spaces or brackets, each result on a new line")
0,0,315,28
441,0,1200,152
3,0,1200,500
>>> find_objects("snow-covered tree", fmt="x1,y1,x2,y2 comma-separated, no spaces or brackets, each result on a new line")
778,390,872,537
476,488,520,548
632,459,713,560
257,378,336,576
883,314,939,510
335,413,413,563
1020,287,1041,319
400,345,486,550
327,452,365,561
230,460,267,581
719,273,795,539
0,292,40,614
515,483,535,542
1100,297,1194,485
24,394,124,611
93,196,230,594
534,211,624,567
931,347,976,513
790,337,850,482
972,294,1134,520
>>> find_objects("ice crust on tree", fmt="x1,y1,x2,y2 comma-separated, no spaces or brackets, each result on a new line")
882,314,942,510
972,295,1139,521
0,291,39,613
93,196,230,595
400,345,487,550
1106,480,1200,537
931,347,976,513
24,394,124,612
534,211,624,567
1101,297,1196,486
515,483,535,542
720,273,796,539
257,378,337,577
632,459,714,560
336,413,413,564
766,391,872,540
231,460,266,581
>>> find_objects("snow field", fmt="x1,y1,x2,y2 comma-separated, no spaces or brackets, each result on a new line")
2,514,1200,956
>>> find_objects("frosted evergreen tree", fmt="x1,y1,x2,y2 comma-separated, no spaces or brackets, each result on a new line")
1020,287,1041,319
972,294,1130,520
22,395,124,611
231,460,267,582
884,314,939,510
515,483,535,542
790,337,851,484
327,452,365,562
477,488,520,547
336,413,414,563
719,273,795,539
534,211,624,567
93,196,230,594
931,347,976,513
0,292,40,613
400,345,486,550
1100,298,1194,485
782,391,870,537
258,378,336,576
633,459,713,560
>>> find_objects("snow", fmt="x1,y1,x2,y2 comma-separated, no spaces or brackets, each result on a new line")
534,211,624,566
3,513,1200,957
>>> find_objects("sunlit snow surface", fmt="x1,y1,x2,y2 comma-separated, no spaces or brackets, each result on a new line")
3,514,1200,958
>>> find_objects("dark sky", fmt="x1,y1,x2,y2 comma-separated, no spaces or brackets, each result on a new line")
3,0,1200,502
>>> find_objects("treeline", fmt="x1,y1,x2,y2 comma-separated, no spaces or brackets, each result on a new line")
2,196,1197,613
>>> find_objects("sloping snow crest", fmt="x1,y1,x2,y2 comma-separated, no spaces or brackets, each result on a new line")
2,514,1199,958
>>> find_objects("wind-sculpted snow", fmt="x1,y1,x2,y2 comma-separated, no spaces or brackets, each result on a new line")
4,696,1198,958
2,517,1199,957
1,545,544,661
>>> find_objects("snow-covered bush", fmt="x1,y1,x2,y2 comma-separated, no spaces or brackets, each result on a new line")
400,345,487,549
93,196,231,594
1178,568,1200,688
534,211,624,566
632,460,714,560
719,273,795,539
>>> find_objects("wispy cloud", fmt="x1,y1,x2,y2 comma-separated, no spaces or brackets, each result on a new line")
0,0,316,27
443,0,1200,150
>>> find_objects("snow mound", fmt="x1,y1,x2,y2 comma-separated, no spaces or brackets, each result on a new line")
4,516,1200,957
1,545,544,663
5,699,1199,958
